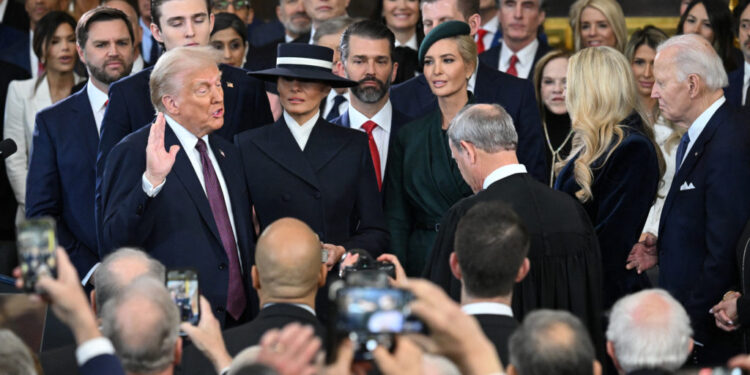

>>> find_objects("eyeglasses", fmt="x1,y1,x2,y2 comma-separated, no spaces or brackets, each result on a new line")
213,0,250,9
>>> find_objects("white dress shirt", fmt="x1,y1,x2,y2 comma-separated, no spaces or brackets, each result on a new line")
482,164,527,190
130,54,145,75
347,101,392,177
285,33,295,43
323,90,349,120
742,62,750,105
140,18,154,62
284,110,320,150
263,302,317,316
461,302,514,317
86,80,108,134
141,115,240,251
308,25,316,44
498,39,538,79
76,337,116,366
478,14,499,49
679,96,725,167
395,33,418,51
0,0,8,23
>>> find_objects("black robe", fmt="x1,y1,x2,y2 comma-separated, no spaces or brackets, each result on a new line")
423,172,605,358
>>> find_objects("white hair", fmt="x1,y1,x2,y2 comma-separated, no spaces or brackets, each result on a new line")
606,289,692,373
150,46,221,113
657,34,728,91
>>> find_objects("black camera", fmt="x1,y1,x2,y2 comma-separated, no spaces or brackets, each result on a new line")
339,249,396,280
327,258,424,363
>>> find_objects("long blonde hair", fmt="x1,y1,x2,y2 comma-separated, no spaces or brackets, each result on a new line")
561,46,664,202
569,0,627,52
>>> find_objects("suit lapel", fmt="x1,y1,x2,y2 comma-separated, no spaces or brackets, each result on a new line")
661,104,726,223
164,126,223,246
71,87,100,165
303,118,352,172
252,118,321,189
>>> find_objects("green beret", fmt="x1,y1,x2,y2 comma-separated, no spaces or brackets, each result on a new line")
418,20,472,65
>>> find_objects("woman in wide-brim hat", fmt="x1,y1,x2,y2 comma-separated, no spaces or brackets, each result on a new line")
235,43,390,303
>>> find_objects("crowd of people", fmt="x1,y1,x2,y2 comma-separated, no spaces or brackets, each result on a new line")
3,0,750,373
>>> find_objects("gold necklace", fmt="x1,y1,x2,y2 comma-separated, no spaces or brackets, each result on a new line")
542,118,574,187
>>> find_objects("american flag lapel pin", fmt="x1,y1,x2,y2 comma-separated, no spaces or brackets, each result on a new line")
227,82,234,88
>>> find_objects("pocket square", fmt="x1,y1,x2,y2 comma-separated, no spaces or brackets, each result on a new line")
680,181,696,191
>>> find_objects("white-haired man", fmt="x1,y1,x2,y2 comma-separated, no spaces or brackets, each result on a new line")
607,289,694,374
100,46,257,327
628,34,750,365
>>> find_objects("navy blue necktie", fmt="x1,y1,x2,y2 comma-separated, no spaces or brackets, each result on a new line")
675,133,691,170
326,95,346,121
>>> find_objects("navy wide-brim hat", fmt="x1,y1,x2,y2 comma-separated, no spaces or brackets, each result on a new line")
249,43,357,88
418,20,472,65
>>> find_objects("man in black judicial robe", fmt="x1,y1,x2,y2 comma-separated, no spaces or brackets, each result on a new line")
423,103,605,357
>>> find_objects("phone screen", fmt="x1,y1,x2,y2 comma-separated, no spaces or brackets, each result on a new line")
335,287,421,334
166,269,200,325
17,217,57,292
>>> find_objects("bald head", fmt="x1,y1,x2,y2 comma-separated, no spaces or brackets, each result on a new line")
254,218,324,301
607,289,692,373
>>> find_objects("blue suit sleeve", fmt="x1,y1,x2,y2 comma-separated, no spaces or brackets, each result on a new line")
26,113,96,278
514,80,547,183
99,137,156,257
687,132,750,318
96,82,136,254
79,354,126,375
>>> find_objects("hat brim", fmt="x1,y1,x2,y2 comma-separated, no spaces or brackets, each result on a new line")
248,67,357,88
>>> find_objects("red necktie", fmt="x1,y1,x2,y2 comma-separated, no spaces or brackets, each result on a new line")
476,29,488,54
507,54,519,77
195,139,247,320
361,121,382,191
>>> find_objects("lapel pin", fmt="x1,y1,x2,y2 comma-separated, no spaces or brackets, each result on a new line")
219,149,225,158
227,82,234,88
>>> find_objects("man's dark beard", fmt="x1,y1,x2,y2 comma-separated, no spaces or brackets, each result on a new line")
89,58,133,85
351,75,391,104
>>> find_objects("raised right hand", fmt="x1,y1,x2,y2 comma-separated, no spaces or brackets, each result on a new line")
145,112,180,187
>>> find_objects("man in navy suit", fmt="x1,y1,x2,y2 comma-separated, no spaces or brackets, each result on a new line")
478,0,550,80
100,47,257,326
26,7,136,281
389,0,547,182
330,20,413,193
96,0,273,248
726,0,750,108
628,34,750,365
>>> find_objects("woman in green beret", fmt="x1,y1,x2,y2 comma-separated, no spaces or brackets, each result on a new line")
384,21,476,276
